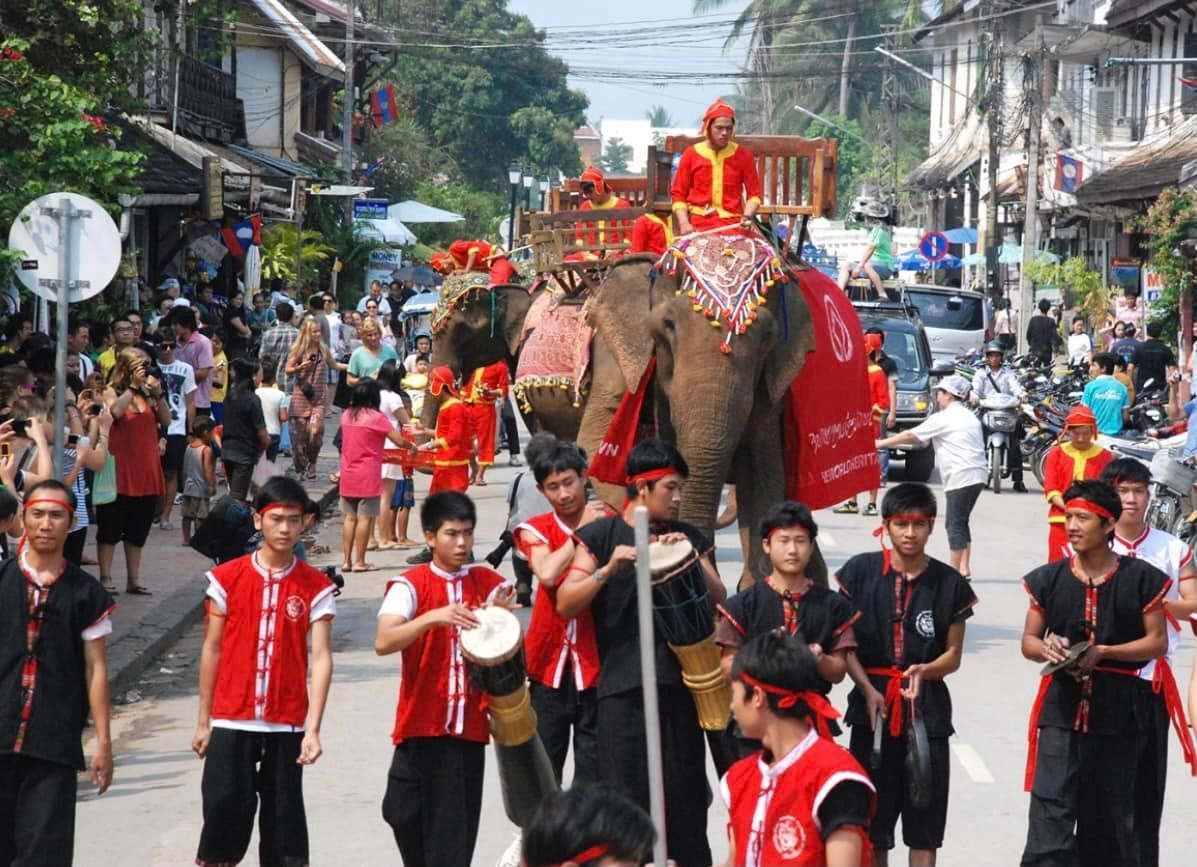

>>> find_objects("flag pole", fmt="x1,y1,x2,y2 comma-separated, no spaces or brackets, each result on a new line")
633,505,668,867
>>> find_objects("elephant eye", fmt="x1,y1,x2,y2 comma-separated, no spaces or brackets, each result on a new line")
662,317,676,331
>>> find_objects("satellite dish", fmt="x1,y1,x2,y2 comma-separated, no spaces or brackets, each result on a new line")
7,192,121,303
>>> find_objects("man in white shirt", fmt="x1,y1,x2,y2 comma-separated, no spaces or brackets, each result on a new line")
356,280,392,317
971,341,1027,492
877,374,987,577
1098,458,1197,867
156,330,198,531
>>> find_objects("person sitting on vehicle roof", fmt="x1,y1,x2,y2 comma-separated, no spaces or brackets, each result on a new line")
837,195,896,298
671,99,763,235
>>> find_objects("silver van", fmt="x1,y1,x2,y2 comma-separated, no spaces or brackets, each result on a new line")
901,285,988,365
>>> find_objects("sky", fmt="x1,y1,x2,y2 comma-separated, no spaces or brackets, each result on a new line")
508,0,751,126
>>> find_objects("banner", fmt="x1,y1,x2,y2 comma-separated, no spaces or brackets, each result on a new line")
784,269,879,509
220,215,262,258
589,358,656,485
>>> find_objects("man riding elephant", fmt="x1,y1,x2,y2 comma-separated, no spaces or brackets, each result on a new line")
572,166,631,260
447,238,494,273
671,99,763,235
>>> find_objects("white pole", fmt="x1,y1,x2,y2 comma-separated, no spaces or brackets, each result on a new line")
633,505,668,867
52,198,74,478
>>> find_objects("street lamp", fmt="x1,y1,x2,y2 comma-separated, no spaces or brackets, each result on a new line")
538,175,550,211
507,161,521,250
522,173,535,211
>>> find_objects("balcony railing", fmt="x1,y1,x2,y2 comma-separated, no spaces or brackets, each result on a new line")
144,51,245,144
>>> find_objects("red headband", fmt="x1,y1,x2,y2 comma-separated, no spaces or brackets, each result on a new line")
740,673,841,738
1064,498,1115,521
258,503,303,516
627,467,680,486
23,498,73,513
554,844,609,866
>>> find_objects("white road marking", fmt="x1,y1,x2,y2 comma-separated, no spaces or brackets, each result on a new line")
952,743,995,783
820,529,837,549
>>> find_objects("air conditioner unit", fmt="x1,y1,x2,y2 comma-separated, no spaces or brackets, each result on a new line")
1091,86,1131,141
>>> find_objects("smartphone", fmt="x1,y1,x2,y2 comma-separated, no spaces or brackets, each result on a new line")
88,404,102,416
0,443,10,459
11,419,28,438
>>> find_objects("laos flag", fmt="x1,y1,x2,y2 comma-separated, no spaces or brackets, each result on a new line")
221,215,261,258
1054,153,1083,194
371,84,399,128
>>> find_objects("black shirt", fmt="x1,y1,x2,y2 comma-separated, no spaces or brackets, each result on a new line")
1027,314,1059,357
1023,556,1168,736
876,351,898,380
1131,338,1175,392
574,516,714,699
1110,336,1140,366
836,551,977,737
0,559,113,769
220,387,266,465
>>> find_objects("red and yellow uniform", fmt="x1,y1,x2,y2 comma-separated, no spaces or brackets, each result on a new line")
671,99,763,232
487,253,517,286
630,213,674,256
463,361,509,467
572,166,631,257
865,335,889,420
1043,406,1113,560
426,366,470,493
448,239,494,272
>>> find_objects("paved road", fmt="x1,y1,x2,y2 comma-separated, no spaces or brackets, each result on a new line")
74,460,1197,865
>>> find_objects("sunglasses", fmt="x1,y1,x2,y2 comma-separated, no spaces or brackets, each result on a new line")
159,342,176,350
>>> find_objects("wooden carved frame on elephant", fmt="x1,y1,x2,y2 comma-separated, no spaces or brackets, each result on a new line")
420,283,587,442
577,254,827,587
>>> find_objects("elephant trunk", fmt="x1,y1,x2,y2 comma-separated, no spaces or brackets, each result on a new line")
674,421,741,541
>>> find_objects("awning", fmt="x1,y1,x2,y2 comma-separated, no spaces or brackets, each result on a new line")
1015,23,1144,64
358,217,417,245
226,144,317,178
244,0,345,79
392,200,465,223
1075,117,1197,205
906,112,984,191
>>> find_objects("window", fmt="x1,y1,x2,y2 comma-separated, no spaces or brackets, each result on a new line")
904,290,984,331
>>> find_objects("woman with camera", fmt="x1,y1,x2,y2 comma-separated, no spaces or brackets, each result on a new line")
99,348,169,595
284,316,347,481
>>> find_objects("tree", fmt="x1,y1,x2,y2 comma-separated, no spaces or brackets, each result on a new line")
599,138,633,173
646,105,674,127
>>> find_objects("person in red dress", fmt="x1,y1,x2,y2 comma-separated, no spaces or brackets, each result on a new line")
723,630,875,866
1042,405,1113,561
512,440,611,784
462,360,509,487
192,476,336,867
375,491,517,867
447,239,494,273
486,247,519,285
415,366,472,494
671,99,763,234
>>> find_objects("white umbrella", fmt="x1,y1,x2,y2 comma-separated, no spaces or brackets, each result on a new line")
358,216,417,245
243,244,262,292
391,200,464,223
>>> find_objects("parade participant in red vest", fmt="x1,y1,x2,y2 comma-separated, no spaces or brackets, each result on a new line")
512,440,611,784
723,631,875,866
1042,405,1113,561
416,365,472,494
448,239,494,273
717,501,858,760
630,209,675,256
193,476,336,867
0,480,115,864
576,165,631,253
671,99,763,235
1020,480,1170,867
462,360,510,487
375,491,516,867
836,482,976,865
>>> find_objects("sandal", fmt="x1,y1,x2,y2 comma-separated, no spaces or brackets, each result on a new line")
101,580,119,595
377,541,400,550
126,584,152,596
351,563,377,573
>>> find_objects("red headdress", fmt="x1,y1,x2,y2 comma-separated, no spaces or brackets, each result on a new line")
429,252,453,275
702,99,736,137
1064,404,1097,433
864,332,883,354
428,365,458,397
579,165,607,195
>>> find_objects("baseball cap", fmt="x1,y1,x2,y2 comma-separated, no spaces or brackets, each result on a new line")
935,374,970,399
158,277,180,291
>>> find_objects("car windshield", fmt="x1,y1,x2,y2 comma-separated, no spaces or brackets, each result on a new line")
905,289,984,331
881,330,925,386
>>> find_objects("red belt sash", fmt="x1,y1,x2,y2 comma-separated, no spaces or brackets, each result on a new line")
865,666,907,737
1150,657,1197,776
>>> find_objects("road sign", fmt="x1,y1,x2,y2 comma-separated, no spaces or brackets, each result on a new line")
353,198,390,220
919,230,950,262
7,192,119,303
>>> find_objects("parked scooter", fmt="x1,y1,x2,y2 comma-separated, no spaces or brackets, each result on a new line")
1147,446,1197,544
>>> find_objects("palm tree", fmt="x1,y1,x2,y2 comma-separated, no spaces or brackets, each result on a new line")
646,105,675,127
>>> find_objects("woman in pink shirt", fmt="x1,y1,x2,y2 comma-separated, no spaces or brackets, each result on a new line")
338,379,412,572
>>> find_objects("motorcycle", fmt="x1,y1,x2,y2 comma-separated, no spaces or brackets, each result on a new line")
978,392,1021,493
1147,446,1197,544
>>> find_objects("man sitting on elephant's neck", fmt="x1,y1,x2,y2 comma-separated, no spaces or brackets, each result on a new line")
671,99,763,235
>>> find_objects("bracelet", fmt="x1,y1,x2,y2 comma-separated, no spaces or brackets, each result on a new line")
592,567,607,585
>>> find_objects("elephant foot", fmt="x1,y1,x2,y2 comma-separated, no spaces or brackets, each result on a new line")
715,487,738,530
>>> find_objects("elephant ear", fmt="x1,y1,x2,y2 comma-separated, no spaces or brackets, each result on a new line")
763,277,815,406
497,286,534,356
589,260,655,389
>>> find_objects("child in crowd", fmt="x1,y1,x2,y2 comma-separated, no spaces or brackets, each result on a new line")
376,361,418,550
181,418,217,547
401,354,430,418
375,491,517,866
208,331,227,424
415,366,471,494
192,477,336,867
255,357,287,463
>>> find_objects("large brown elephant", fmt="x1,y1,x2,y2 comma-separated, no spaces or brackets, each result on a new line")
420,283,586,440
577,253,818,582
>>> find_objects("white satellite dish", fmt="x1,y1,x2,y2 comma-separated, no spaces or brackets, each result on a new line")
7,192,121,303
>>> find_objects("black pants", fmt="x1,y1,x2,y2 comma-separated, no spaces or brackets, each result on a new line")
513,556,534,602
196,728,309,867
597,687,712,867
1021,726,1141,867
848,725,950,851
1135,696,1169,867
223,460,254,502
499,396,520,456
529,677,598,786
0,754,76,866
382,737,484,867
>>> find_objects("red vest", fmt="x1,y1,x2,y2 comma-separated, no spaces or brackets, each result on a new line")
868,363,890,417
723,732,875,867
576,197,631,247
630,213,673,256
388,563,505,745
209,554,336,727
514,511,601,690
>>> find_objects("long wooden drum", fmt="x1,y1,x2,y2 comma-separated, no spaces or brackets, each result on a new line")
649,539,731,731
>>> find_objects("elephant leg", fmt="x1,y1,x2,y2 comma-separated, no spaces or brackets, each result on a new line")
733,412,792,589
576,338,627,509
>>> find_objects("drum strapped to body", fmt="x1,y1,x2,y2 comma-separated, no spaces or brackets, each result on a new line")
649,539,732,731
460,606,537,747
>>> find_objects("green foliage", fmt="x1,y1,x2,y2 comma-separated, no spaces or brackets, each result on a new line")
794,116,866,220
259,223,334,285
1133,186,1197,341
599,138,633,173
1025,257,1108,329
306,199,388,304
409,182,505,251
646,105,675,126
362,117,453,203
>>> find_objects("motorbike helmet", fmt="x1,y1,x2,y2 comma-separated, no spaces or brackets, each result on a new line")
984,340,1005,356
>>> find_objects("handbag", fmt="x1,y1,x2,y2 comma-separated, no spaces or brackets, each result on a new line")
93,453,117,506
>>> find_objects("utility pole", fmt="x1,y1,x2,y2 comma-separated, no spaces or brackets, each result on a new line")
983,5,1003,307
342,0,356,221
1018,17,1045,355
880,26,900,208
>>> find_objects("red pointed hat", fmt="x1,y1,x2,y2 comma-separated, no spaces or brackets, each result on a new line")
428,365,458,397
1064,404,1097,431
429,252,453,275
580,165,606,194
864,332,883,353
702,99,736,136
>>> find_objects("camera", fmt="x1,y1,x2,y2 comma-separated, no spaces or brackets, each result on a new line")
320,565,345,595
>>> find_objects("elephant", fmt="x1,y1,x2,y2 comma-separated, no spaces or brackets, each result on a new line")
576,252,821,585
420,283,586,441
